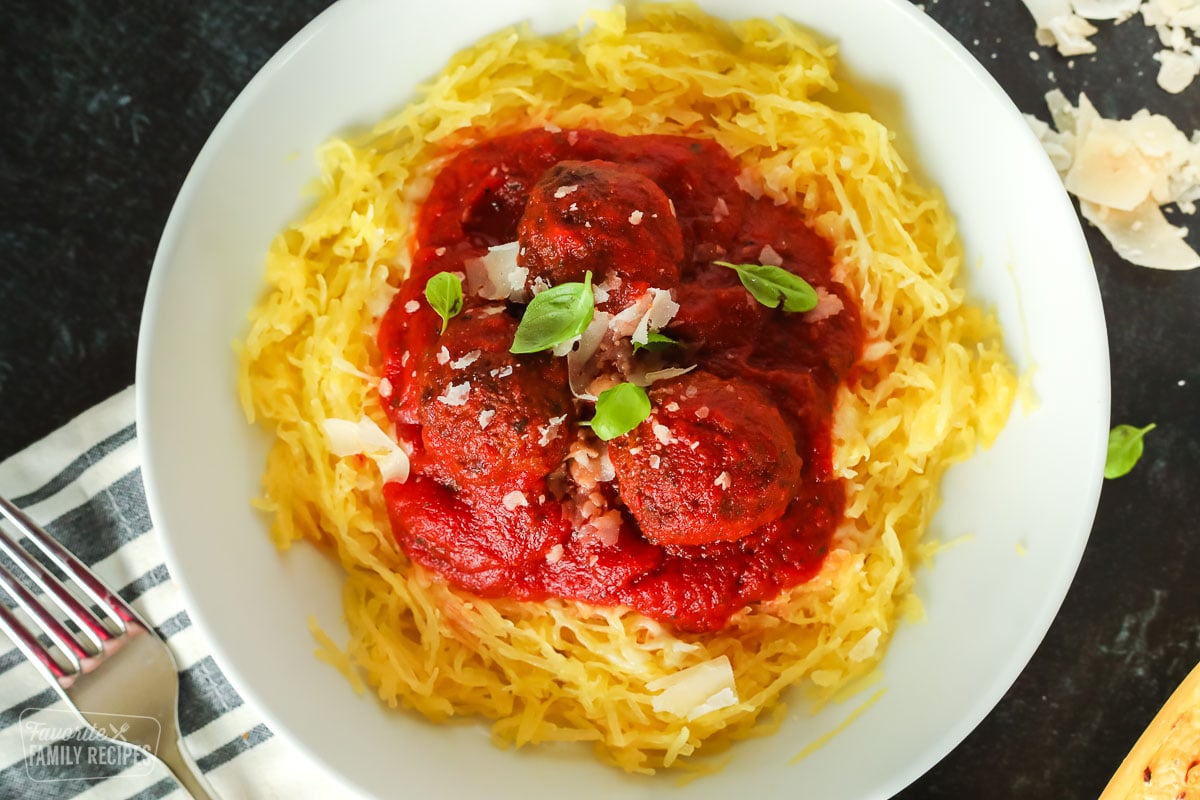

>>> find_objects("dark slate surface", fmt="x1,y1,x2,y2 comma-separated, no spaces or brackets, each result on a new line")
1,1,1197,798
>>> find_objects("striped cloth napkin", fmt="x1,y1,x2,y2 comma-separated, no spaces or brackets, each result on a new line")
0,387,350,800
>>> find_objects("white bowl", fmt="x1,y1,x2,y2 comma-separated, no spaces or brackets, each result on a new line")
136,0,1109,798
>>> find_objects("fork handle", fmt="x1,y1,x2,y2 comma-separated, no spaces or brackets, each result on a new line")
155,735,217,800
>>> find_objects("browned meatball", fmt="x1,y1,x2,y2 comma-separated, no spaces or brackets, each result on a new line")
607,372,802,546
417,308,573,490
516,160,684,297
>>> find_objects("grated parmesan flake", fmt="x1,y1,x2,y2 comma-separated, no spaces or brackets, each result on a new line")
502,490,529,510
652,423,673,445
438,381,471,406
759,244,784,266
450,349,481,369
538,414,569,447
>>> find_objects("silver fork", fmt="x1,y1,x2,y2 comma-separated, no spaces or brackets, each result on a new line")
0,494,215,799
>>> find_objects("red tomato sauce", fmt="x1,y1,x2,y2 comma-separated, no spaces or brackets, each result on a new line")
377,128,862,632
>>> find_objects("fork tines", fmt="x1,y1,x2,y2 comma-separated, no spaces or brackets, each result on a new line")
0,495,140,685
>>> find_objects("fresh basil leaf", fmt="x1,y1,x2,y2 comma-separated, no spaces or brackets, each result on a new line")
632,331,679,352
591,383,652,441
1104,423,1155,479
510,271,594,354
714,260,818,313
424,272,464,334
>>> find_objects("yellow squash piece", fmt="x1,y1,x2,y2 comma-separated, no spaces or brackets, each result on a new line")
1101,661,1200,799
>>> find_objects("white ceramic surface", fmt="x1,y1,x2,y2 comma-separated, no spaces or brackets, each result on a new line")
136,1,1109,798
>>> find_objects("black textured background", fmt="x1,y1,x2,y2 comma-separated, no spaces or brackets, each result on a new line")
1,1,1198,798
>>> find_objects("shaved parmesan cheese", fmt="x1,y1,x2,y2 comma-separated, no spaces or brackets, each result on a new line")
578,509,622,546
758,244,783,266
1024,0,1074,31
596,448,616,482
1025,0,1200,93
378,377,393,398
712,197,729,221
502,491,529,510
322,418,373,457
633,365,697,387
1025,115,1076,172
1154,48,1200,92
804,286,845,323
848,627,883,662
1081,199,1200,268
538,414,568,446
404,299,420,313
609,293,653,336
647,656,740,720
478,409,495,429
554,184,579,199
714,471,731,489
1022,0,1103,53
608,288,680,346
592,274,621,304
438,382,471,406
465,241,528,301
436,346,451,365
567,311,611,399
629,210,644,225
321,417,410,483
652,423,673,445
632,289,679,345
1066,122,1160,210
1049,14,1100,54
1029,90,1200,269
450,350,481,369
735,169,763,199
545,543,564,564
1072,0,1141,19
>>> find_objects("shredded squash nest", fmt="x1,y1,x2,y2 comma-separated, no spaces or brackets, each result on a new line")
237,3,1017,774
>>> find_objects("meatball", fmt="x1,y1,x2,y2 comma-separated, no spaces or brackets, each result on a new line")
607,372,802,546
417,308,573,490
516,160,684,297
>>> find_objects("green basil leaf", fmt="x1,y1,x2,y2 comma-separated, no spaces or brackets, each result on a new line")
590,383,652,441
632,331,679,352
1104,423,1156,479
510,271,594,354
714,260,818,313
424,272,464,334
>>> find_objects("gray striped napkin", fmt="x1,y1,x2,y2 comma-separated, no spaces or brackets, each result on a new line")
0,387,348,799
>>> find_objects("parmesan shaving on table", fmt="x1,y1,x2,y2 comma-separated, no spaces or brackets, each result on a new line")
1020,0,1200,93
1025,89,1200,269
